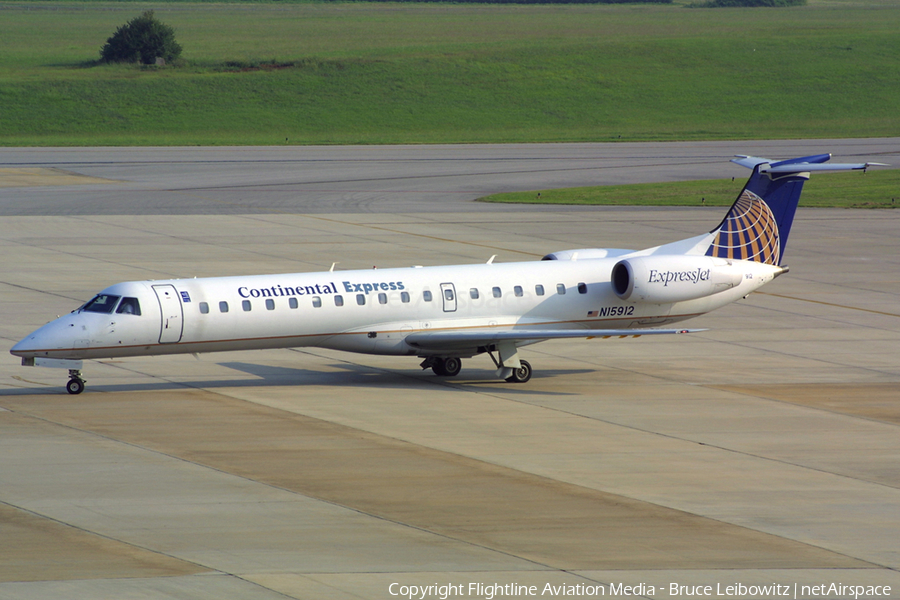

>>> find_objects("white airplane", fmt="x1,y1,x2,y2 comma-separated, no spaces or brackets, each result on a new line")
11,153,882,394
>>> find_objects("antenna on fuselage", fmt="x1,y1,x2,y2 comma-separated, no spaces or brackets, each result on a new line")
330,262,338,272
487,255,496,264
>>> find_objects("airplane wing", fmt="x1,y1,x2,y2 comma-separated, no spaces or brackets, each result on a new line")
405,328,703,352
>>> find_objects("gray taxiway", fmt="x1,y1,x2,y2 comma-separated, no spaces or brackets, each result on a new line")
1,141,899,600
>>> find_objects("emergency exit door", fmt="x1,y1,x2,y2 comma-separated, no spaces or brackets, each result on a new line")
440,283,457,313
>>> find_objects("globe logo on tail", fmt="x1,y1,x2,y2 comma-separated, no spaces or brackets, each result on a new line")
706,189,780,265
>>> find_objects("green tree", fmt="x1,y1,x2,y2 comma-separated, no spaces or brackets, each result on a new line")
100,10,182,65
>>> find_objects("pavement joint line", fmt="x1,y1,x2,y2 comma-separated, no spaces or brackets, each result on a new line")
756,291,900,319
9,386,553,574
708,333,900,381
0,279,85,303
281,214,545,258
230,214,453,263
274,349,898,569
227,573,303,600
9,375,52,387
514,342,900,487
158,159,716,193
1,219,179,281
0,496,217,579
704,383,900,442
249,344,900,498
67,214,327,271
455,367,900,497
721,295,900,335
130,192,546,258
25,353,870,576
145,191,557,259
22,359,589,576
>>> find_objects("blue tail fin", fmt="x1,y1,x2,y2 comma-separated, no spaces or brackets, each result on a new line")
705,154,877,266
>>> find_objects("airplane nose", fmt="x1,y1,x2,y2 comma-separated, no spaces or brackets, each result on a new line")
10,317,78,358
11,329,53,357
10,336,34,357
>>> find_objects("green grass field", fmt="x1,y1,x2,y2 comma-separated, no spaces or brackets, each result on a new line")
478,168,900,207
1,0,899,146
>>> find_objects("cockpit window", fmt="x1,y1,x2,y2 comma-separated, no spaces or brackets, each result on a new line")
81,294,121,314
116,297,141,316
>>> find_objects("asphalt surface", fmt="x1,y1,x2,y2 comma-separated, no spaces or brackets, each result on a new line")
1,139,897,215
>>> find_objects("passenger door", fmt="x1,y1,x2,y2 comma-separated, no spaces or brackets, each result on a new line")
152,284,183,343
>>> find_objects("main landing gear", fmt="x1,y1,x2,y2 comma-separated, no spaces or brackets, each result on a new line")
421,356,463,377
504,360,532,384
420,355,533,383
431,356,462,377
66,369,85,395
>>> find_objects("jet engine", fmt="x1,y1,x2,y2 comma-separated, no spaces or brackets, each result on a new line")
611,255,743,303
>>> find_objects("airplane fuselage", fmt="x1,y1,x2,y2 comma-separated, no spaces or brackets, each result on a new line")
13,256,778,362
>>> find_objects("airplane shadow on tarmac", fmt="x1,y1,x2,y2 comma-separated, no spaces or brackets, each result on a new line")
1,360,589,397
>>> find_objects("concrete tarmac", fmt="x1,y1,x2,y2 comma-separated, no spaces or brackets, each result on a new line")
1,143,899,600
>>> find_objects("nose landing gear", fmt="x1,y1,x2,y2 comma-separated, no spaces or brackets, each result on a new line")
66,369,85,395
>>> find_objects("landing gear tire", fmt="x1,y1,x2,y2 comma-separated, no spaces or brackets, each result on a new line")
442,357,462,377
432,357,462,377
66,378,85,395
505,360,532,384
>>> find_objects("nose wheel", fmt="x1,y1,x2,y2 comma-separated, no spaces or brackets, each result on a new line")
66,369,85,395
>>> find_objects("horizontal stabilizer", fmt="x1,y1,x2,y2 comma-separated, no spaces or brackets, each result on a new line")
732,154,886,174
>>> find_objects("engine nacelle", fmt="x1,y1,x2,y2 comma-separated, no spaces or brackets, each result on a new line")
612,255,743,303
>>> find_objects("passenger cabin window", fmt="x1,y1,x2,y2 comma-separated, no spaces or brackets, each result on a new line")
578,282,588,294
242,300,252,312
266,299,275,310
219,301,229,313
470,288,479,300
357,294,366,306
334,295,344,307
116,297,141,315
312,296,322,308
289,297,299,309
444,288,455,301
557,284,566,295
82,294,120,314
514,286,523,297
199,302,210,314
423,291,433,302
535,285,545,296
378,293,388,305
492,287,501,298
401,291,410,303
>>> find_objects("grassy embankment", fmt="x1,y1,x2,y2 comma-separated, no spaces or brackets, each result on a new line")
478,169,900,208
1,0,899,146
